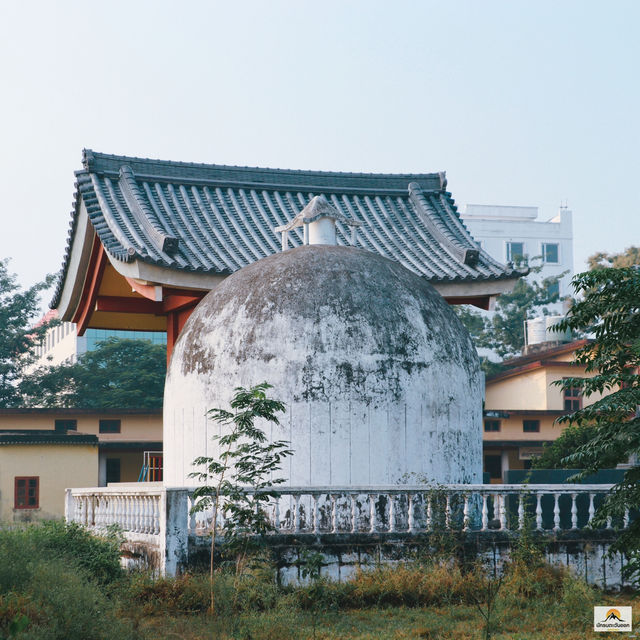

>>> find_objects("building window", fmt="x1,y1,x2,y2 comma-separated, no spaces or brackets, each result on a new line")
15,477,39,509
506,242,525,263
563,381,582,411
523,419,540,433
546,280,560,299
106,458,121,484
542,243,559,264
484,419,501,432
55,419,77,432
99,419,121,434
484,455,502,480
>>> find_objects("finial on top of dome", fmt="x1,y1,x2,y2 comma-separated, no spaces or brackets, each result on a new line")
274,195,362,250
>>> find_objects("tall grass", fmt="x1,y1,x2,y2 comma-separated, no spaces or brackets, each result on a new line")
0,521,134,640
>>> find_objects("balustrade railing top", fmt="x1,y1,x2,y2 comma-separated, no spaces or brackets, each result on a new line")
67,484,621,540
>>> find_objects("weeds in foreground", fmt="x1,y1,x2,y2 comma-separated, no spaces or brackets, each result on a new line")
0,519,627,639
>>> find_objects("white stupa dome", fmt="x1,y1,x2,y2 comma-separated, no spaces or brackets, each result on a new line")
164,239,482,487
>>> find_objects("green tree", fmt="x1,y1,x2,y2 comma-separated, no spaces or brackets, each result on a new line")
552,266,640,577
455,266,564,366
189,383,292,614
20,337,166,408
0,259,56,408
531,423,620,470
587,245,640,269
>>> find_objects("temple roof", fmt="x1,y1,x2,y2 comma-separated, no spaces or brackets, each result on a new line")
52,150,523,309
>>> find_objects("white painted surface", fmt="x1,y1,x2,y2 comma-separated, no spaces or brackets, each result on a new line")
308,216,336,245
164,245,483,488
462,205,574,299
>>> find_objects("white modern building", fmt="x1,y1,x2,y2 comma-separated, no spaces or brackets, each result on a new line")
461,205,574,299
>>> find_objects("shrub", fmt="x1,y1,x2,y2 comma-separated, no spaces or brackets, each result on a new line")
28,520,123,586
0,522,132,639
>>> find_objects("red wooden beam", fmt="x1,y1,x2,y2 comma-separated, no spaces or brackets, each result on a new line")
95,296,164,314
72,237,108,335
162,294,204,313
125,277,161,302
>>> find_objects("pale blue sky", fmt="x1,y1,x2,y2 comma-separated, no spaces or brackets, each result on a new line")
1,0,638,297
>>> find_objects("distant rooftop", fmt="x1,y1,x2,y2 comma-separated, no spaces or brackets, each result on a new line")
463,204,540,221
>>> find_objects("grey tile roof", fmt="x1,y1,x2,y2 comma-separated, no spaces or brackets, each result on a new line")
52,150,522,307
0,430,98,445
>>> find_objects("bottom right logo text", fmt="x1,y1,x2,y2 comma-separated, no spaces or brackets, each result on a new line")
594,606,632,632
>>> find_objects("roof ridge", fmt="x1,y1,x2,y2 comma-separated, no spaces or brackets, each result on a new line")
82,149,445,183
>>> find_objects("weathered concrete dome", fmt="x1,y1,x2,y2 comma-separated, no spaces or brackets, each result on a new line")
164,245,482,486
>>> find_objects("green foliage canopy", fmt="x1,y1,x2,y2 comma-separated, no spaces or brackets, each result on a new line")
455,266,563,369
552,266,640,565
20,337,166,409
0,259,56,408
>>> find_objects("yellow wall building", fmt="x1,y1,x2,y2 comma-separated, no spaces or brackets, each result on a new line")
483,339,601,482
0,409,162,501
0,431,98,521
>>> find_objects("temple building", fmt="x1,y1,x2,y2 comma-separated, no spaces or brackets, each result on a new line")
52,150,525,361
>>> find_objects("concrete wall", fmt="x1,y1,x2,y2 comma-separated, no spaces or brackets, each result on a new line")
0,444,98,521
184,531,630,590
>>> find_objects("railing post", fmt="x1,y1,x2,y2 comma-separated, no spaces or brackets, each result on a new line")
388,494,396,533
498,493,507,531
350,494,357,534
408,494,415,533
330,494,337,534
312,494,319,534
293,495,301,533
553,494,561,531
535,492,543,530
588,493,595,526
369,494,376,533
64,489,75,523
273,496,280,533
462,493,470,532
481,494,488,531
571,494,578,529
160,488,189,577
517,493,525,531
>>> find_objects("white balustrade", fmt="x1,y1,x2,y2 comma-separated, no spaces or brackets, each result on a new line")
66,483,625,548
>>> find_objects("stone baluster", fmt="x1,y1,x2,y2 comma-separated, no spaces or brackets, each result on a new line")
126,496,135,531
588,493,595,526
408,494,415,533
517,493,525,530
273,496,280,533
553,494,561,531
462,494,470,531
293,494,300,533
330,494,337,533
624,508,630,529
426,495,433,530
153,495,160,535
498,493,507,531
388,494,396,533
535,492,543,530
445,494,451,529
312,494,319,533
481,494,488,531
606,515,612,530
136,496,143,532
369,494,376,533
350,494,357,533
571,494,578,529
